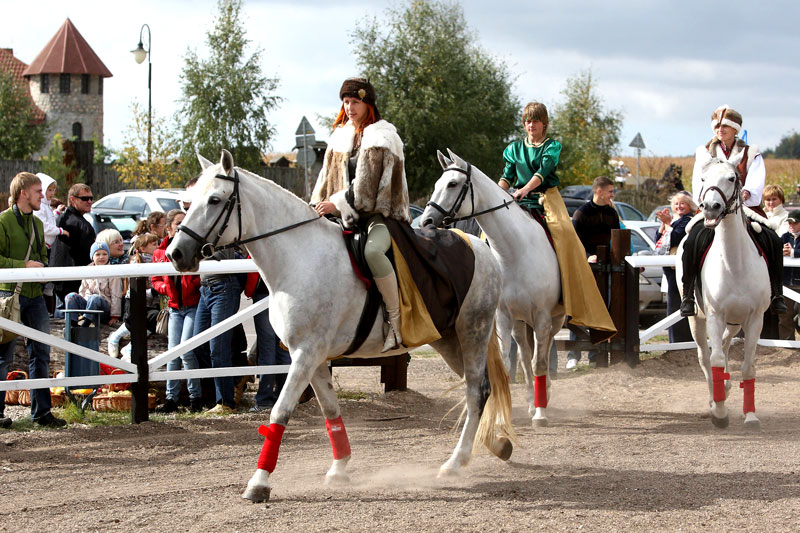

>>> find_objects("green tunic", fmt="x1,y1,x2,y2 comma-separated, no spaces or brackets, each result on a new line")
500,138,562,210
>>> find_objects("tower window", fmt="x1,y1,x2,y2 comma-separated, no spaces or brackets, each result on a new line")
72,122,83,141
41,74,49,93
98,77,103,95
81,74,90,94
60,74,70,94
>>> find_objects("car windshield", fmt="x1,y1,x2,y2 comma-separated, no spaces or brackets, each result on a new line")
158,198,181,212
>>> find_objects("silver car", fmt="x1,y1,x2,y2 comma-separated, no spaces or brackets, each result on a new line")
624,220,667,315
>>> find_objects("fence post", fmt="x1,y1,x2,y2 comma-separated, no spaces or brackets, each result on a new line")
625,261,640,366
609,229,630,365
129,277,149,423
594,246,610,367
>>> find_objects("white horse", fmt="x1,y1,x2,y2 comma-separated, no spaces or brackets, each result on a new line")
167,151,515,503
420,150,564,427
676,153,770,429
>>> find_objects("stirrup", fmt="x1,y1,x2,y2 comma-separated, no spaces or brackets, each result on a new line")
680,298,696,317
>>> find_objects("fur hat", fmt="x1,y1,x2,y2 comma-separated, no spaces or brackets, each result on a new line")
90,241,110,259
339,77,381,120
787,210,800,223
711,105,742,133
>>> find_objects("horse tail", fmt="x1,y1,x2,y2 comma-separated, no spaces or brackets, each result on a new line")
474,322,517,458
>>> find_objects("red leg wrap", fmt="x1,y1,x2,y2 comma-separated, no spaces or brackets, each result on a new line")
740,379,756,414
256,423,285,473
711,366,730,403
325,416,351,460
534,375,548,408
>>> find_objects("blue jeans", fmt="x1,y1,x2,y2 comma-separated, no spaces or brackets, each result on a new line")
193,277,241,407
252,295,291,407
64,293,110,326
166,306,201,401
567,329,598,364
0,294,52,420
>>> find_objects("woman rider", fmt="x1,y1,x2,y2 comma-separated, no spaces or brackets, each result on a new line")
681,105,787,316
500,101,616,346
311,78,411,352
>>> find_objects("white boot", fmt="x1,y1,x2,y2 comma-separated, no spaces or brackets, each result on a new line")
108,342,120,359
374,272,403,352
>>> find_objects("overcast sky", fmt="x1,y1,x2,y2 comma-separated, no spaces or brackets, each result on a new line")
3,0,799,160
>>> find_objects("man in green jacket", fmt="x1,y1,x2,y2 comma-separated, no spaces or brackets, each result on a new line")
0,172,65,428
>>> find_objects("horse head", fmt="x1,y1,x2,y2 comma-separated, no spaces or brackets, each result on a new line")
421,149,476,227
167,149,240,271
697,151,745,228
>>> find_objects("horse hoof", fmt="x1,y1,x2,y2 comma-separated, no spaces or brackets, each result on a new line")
437,467,460,480
324,473,351,487
242,485,271,503
531,417,549,428
711,415,729,429
494,437,513,462
744,419,761,431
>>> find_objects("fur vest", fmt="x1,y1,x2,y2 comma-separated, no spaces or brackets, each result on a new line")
311,120,410,223
704,137,760,180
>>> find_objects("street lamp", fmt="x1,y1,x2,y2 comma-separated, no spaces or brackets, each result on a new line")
131,24,152,189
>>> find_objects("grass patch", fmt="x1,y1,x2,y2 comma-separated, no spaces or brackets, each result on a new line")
411,346,438,359
57,400,131,426
332,374,368,400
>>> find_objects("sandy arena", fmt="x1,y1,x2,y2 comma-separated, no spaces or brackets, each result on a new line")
2,344,800,532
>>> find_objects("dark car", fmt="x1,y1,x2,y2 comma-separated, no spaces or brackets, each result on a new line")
562,197,646,221
560,185,592,200
83,208,140,253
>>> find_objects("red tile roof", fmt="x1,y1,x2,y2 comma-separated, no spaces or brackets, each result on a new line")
0,48,46,123
22,18,112,77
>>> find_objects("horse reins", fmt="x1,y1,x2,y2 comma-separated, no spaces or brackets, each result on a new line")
426,163,513,225
177,169,321,259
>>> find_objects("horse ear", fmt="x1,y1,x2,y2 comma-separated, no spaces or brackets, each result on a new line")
437,150,453,169
220,150,234,175
447,149,468,169
197,153,214,170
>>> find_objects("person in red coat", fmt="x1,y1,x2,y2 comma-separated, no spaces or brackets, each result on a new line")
151,209,203,413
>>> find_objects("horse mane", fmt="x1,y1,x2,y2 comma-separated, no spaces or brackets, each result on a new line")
234,166,319,216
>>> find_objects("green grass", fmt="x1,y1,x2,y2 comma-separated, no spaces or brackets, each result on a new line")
410,346,438,359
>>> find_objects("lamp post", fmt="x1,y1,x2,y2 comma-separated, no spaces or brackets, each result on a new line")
131,24,152,189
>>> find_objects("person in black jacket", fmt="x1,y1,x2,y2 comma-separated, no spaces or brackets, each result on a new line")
779,210,800,339
655,191,697,342
53,184,96,308
567,176,620,369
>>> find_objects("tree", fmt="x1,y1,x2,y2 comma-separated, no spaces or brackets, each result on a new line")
0,69,46,159
351,0,520,200
771,131,800,159
176,0,281,175
549,70,623,187
39,134,82,192
113,102,183,189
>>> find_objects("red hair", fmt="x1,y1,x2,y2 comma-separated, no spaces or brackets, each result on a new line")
331,103,376,134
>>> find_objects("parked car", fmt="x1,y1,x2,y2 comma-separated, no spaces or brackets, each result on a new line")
83,208,140,253
624,221,667,316
647,205,670,222
93,189,183,218
562,196,646,221
559,185,592,200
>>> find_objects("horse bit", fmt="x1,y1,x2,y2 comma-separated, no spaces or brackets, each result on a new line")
177,169,320,259
425,163,514,226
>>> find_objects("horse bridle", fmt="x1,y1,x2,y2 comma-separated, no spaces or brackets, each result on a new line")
177,169,320,259
426,163,513,226
699,163,743,222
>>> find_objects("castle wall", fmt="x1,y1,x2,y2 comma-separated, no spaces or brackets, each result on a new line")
29,74,104,158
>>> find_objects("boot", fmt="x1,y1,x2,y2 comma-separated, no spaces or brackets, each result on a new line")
680,279,696,317
770,295,788,314
374,272,403,352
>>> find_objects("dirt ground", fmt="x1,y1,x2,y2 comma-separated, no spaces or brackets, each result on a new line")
2,343,800,532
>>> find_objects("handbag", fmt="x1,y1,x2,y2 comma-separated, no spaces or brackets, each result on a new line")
155,295,170,335
0,228,36,344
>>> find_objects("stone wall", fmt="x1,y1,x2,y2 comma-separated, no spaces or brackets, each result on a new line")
29,74,104,158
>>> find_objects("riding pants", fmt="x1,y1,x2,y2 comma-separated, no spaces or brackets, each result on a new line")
363,214,394,278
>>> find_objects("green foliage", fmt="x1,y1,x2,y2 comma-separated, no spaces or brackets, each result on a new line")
769,131,800,159
351,0,520,200
0,69,47,159
39,134,83,191
90,133,114,165
113,102,183,189
176,0,281,176
549,70,623,187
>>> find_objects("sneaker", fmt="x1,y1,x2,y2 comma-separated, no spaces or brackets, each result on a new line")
35,412,66,428
205,403,236,416
108,342,120,359
1,415,11,429
565,358,578,371
155,399,179,414
249,403,273,413
189,398,204,413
